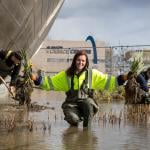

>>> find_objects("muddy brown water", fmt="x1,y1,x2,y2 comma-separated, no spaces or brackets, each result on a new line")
0,89,150,150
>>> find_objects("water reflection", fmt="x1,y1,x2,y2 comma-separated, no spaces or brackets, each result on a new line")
0,90,150,149
62,127,98,150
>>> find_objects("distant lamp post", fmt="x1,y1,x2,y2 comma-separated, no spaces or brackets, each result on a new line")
86,35,98,64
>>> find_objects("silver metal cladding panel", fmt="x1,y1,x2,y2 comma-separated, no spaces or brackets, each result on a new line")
0,0,64,58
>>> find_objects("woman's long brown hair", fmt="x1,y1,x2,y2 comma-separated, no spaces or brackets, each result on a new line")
66,50,89,76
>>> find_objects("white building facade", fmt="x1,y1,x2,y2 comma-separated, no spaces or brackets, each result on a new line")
31,39,106,74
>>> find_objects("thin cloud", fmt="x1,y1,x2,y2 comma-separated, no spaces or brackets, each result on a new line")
49,0,150,45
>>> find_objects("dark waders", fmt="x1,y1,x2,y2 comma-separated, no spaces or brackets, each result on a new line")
62,70,98,128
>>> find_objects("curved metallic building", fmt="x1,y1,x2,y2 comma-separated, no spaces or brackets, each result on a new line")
0,0,64,58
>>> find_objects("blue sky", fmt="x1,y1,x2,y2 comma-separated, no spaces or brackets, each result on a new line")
48,0,150,46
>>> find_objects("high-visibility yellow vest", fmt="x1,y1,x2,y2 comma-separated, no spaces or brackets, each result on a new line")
40,69,118,92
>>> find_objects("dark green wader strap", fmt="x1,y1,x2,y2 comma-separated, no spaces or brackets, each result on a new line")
81,69,95,128
65,69,91,101
67,74,79,100
65,74,77,102
76,69,90,90
81,69,93,98
76,69,95,100
71,74,74,90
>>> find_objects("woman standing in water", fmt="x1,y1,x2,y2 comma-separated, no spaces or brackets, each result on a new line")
32,50,127,128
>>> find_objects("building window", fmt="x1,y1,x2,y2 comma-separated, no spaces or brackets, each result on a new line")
45,48,91,54
47,58,68,62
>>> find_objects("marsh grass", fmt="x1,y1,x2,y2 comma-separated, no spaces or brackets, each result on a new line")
94,86,125,103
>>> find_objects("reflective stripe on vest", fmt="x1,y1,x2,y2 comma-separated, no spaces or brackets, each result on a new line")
88,69,92,89
41,76,54,90
65,74,71,89
104,75,111,90
47,76,54,90
104,75,118,90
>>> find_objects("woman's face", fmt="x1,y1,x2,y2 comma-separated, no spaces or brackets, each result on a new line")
75,55,86,73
